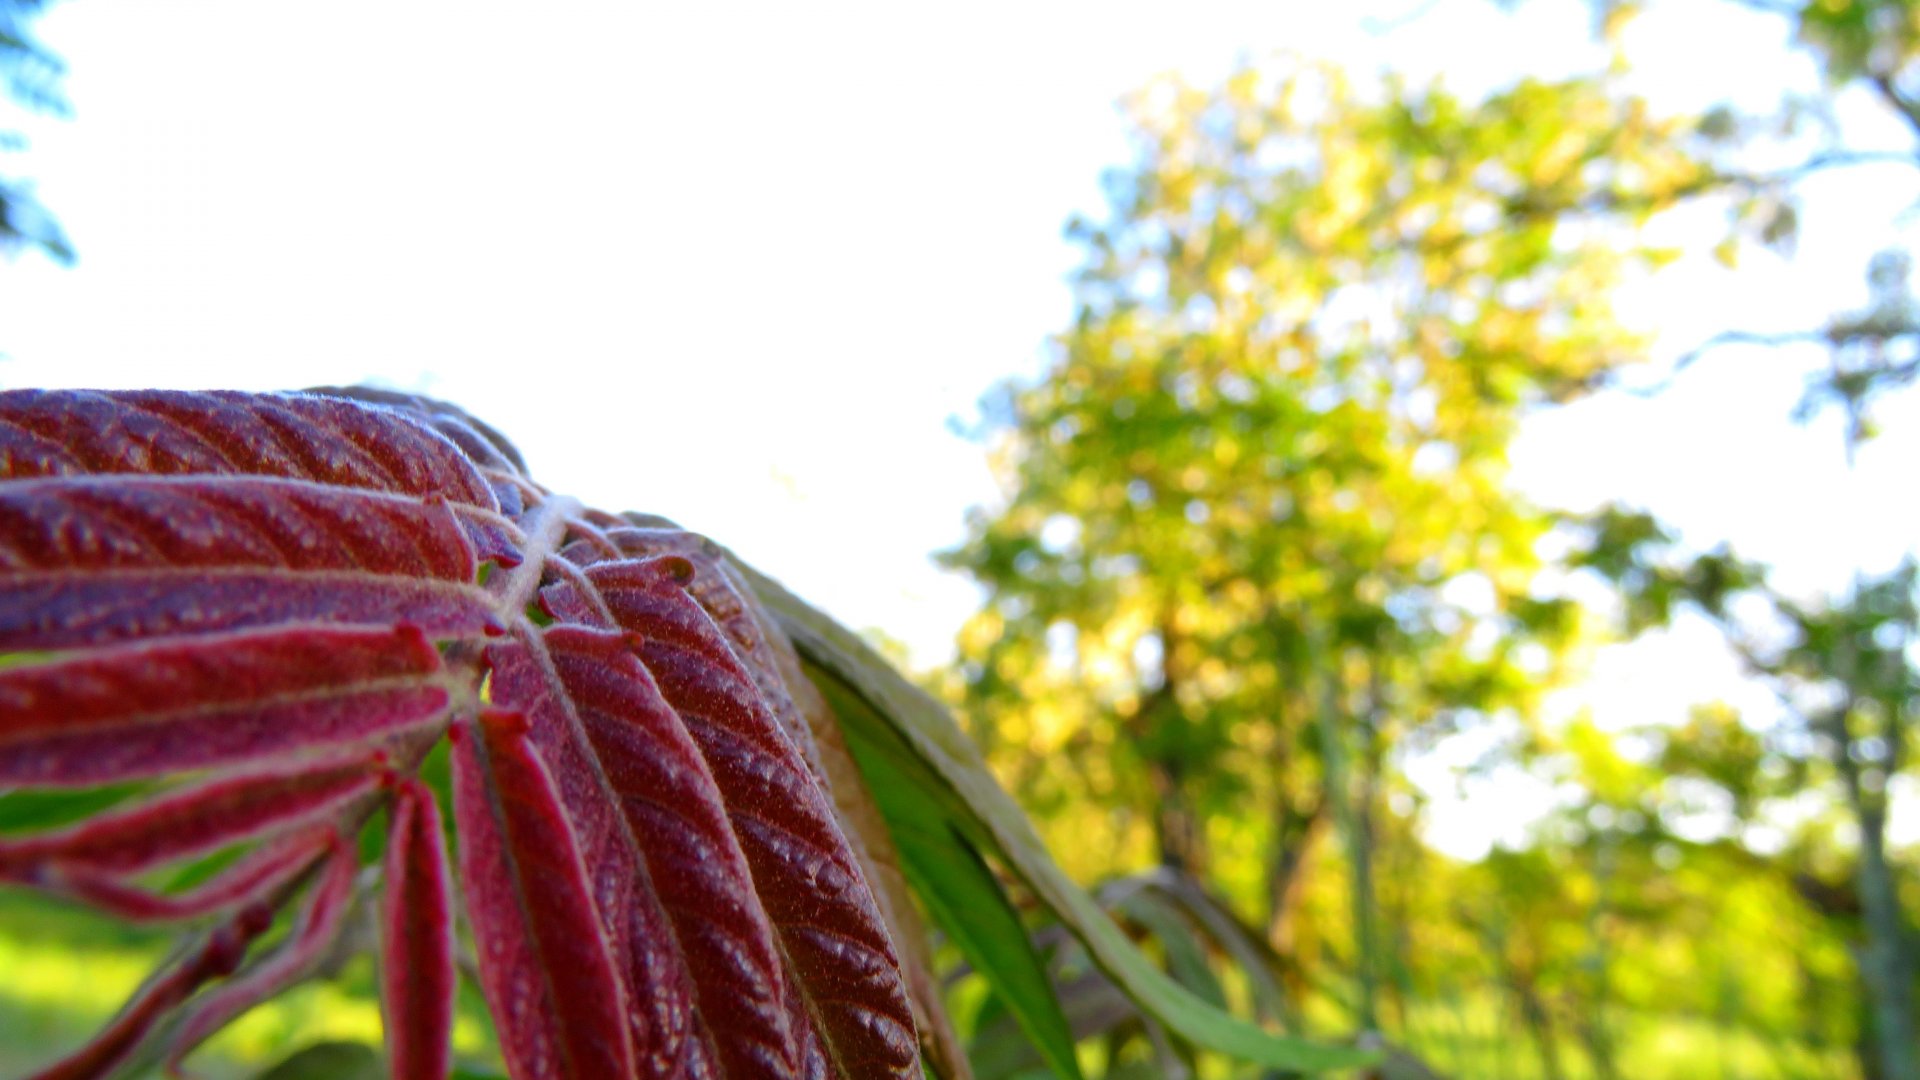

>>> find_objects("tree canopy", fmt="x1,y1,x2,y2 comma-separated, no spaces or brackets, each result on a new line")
943,5,1919,1076
0,0,69,263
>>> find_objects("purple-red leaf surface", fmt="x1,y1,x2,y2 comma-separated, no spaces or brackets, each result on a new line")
0,389,920,1080
382,778,457,1080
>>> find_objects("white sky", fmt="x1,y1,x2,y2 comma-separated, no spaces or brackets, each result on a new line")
4,0,1915,858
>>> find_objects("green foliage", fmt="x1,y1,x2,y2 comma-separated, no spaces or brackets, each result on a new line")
943,9,1920,1076
0,0,69,263
1668,560,1917,1077
1618,0,1920,452
6,4,1916,1078
251,1042,383,1080
943,52,1709,1060
825,668,1086,1080
752,566,1379,1074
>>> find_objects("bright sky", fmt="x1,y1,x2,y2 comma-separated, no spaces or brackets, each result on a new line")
4,0,1915,858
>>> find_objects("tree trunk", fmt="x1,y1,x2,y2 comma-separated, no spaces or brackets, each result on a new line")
1578,834,1621,1080
1149,755,1205,874
1829,618,1919,1080
1472,917,1563,1080
1515,971,1565,1080
1262,666,1328,963
1265,786,1328,1022
1351,677,1383,1037
1837,732,1919,1080
1265,790,1328,951
1313,642,1377,1032
1132,618,1207,875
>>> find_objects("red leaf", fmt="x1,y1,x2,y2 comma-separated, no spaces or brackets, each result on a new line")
381,779,457,1080
0,573,499,652
581,558,920,1079
781,964,835,1080
587,526,828,764
0,389,924,1079
483,631,715,1076
451,710,638,1080
0,753,380,876
0,624,451,786
24,906,270,1080
543,625,795,1077
51,827,335,923
304,385,532,480
0,478,489,577
0,390,499,510
166,834,359,1065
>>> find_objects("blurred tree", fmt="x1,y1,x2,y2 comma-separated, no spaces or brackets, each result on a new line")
0,0,67,263
942,56,1718,1039
1592,0,1920,448
1549,6,1920,1071
1574,508,1918,1080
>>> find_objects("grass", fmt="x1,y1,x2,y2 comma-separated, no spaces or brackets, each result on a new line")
0,890,1861,1080
0,891,499,1079
1396,988,1856,1080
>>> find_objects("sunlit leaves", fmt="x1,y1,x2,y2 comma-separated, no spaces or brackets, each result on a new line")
939,51,1722,1067
751,568,1377,1074
945,52,1690,894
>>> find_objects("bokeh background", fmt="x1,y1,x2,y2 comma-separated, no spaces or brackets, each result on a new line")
2,1,1918,1077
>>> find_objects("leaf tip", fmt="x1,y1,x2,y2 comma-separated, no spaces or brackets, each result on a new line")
479,708,531,739
649,554,697,586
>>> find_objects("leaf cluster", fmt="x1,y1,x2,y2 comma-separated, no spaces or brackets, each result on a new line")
0,388,1374,1080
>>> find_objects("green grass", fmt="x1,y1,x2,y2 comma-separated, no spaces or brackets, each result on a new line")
1396,988,1856,1080
0,890,1860,1080
0,892,499,1079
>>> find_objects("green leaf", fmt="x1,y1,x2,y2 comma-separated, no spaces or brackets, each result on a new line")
1130,870,1295,1027
971,970,1139,1080
823,672,1084,1080
250,1041,383,1080
1110,885,1226,1010
743,567,1379,1074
